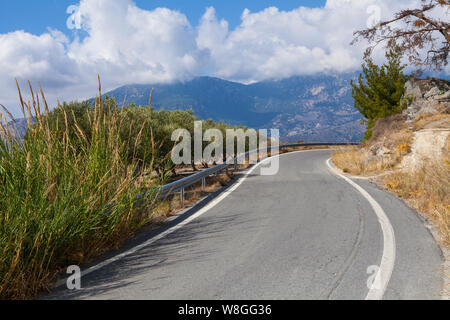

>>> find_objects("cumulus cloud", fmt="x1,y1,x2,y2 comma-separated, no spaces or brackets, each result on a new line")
0,0,446,116
0,30,77,106
196,0,427,82
69,0,203,83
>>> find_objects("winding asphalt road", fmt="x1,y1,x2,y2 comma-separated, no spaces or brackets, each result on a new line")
46,150,443,300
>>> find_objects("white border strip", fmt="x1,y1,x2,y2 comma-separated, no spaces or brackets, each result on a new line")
326,159,396,300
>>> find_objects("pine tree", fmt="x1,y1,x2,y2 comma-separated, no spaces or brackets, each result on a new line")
351,47,408,140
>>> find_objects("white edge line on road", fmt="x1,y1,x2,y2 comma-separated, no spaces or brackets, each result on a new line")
326,158,396,300
56,149,325,288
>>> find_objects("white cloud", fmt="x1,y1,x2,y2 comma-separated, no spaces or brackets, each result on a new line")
196,0,429,82
0,30,77,107
0,0,447,116
69,0,202,83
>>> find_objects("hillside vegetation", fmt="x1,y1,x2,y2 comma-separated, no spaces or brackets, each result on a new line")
0,79,244,299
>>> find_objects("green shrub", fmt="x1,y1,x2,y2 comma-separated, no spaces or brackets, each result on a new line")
0,78,252,299
0,81,162,299
351,46,408,140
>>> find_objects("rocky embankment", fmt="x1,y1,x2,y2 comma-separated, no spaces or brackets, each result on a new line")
404,77,450,121
362,77,449,170
332,76,449,253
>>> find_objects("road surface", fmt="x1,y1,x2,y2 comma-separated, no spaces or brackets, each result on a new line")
46,150,443,300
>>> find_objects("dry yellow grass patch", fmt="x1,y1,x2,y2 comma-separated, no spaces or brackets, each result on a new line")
331,147,407,176
382,159,450,247
414,113,450,131
332,149,370,175
387,129,413,148
331,124,412,176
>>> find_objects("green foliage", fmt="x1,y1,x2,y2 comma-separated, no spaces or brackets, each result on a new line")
0,82,251,298
351,47,408,140
0,85,168,298
44,98,245,173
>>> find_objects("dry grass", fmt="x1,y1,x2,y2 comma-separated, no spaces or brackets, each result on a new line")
0,79,163,299
331,146,408,176
381,159,450,247
331,116,413,176
371,113,409,141
369,113,413,147
414,113,450,131
332,149,371,175
385,128,414,148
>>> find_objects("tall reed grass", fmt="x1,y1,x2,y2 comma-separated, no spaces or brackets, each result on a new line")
0,77,162,299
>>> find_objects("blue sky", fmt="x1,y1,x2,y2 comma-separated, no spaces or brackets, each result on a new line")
0,0,326,36
0,0,447,116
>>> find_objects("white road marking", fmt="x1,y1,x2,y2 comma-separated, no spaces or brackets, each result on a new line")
326,158,396,300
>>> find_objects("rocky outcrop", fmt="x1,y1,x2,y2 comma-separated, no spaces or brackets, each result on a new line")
358,77,450,172
404,77,450,122
401,129,449,172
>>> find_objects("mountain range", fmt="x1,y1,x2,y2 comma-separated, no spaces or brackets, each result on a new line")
7,74,365,143
104,74,364,142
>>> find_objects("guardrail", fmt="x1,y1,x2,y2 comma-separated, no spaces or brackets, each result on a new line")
153,142,358,206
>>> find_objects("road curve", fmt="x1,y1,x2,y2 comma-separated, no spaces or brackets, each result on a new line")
46,150,443,300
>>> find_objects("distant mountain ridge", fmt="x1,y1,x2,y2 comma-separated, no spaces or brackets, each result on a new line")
104,74,364,142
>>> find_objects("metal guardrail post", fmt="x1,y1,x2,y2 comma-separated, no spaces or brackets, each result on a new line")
234,157,237,171
180,187,185,207
202,177,206,190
